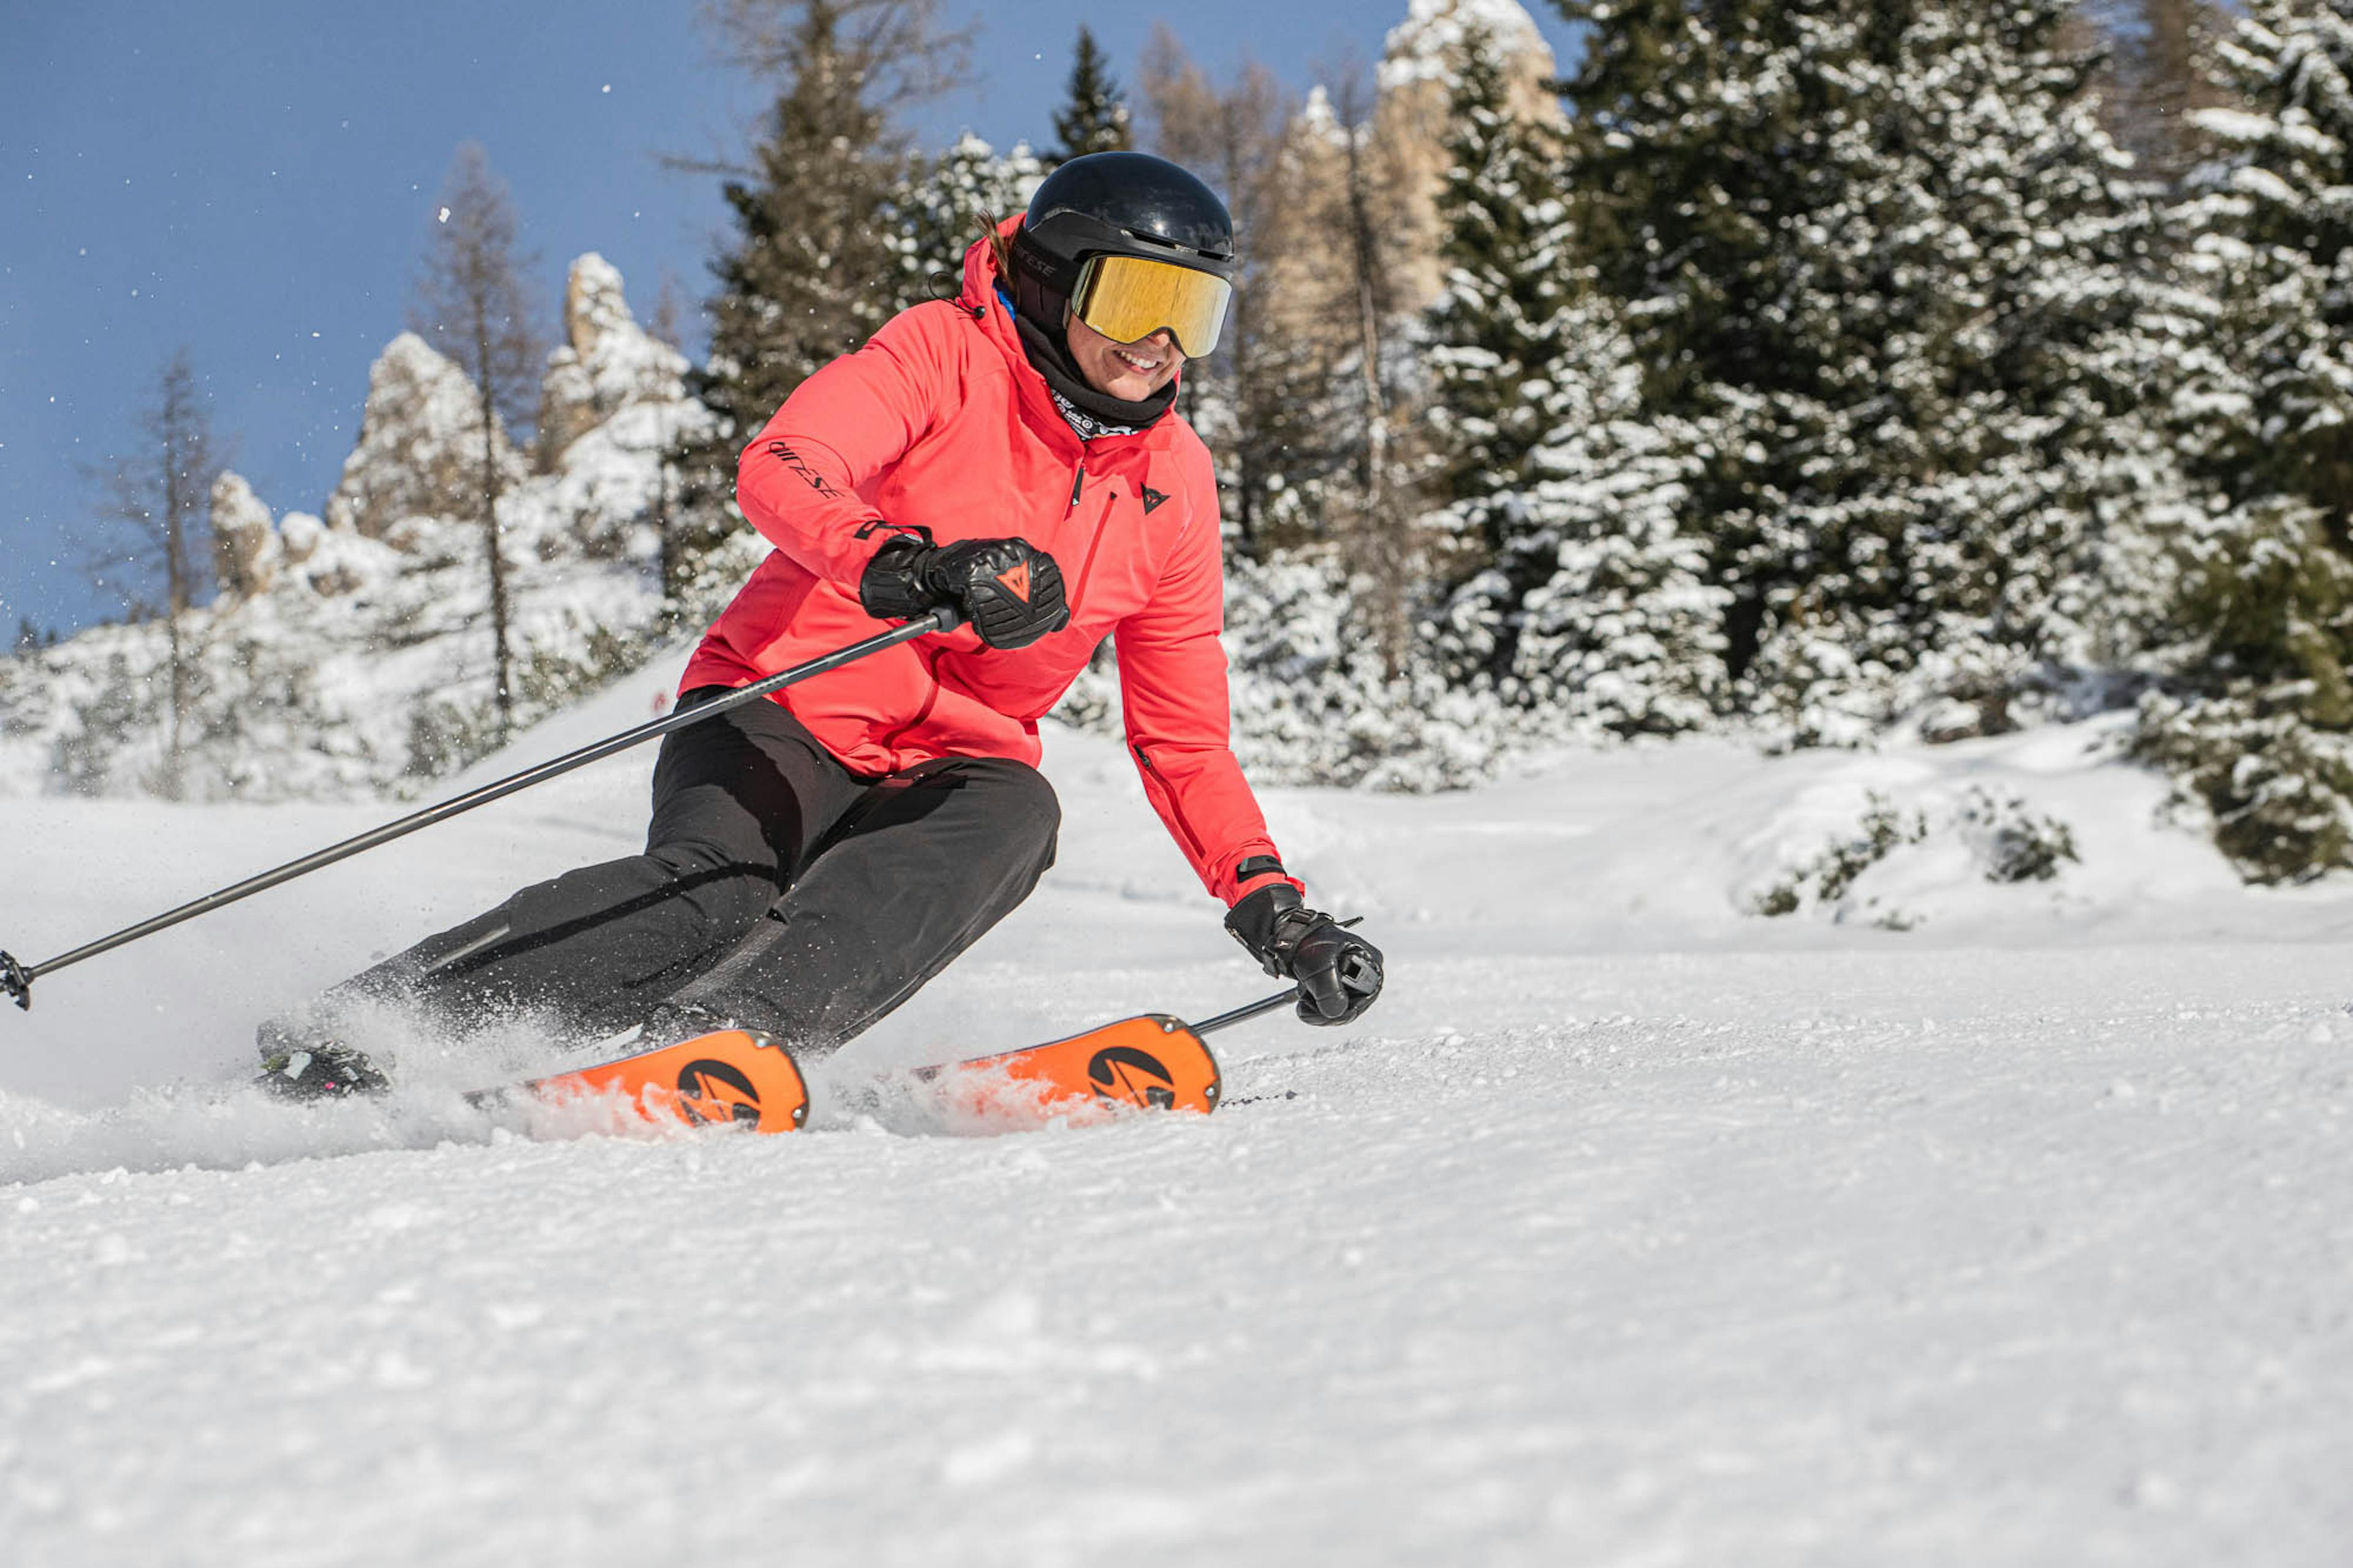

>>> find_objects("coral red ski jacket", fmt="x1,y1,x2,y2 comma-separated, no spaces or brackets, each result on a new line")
684,220,1294,907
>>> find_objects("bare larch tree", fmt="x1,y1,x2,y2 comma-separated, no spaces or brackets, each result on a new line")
1139,27,1309,550
87,347,227,797
412,142,544,743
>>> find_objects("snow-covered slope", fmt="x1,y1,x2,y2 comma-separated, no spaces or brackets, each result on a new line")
2,683,2349,1564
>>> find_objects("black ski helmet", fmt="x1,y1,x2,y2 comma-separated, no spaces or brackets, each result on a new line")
1007,151,1237,336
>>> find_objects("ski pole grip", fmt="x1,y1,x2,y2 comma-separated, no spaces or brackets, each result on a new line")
926,602,963,634
1,950,31,1011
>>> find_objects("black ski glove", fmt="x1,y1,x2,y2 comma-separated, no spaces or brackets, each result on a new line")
1225,883,1384,1026
860,534,1071,651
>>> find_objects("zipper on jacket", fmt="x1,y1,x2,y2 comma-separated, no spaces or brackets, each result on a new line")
1132,743,1208,862
1069,491,1113,610
1069,463,1086,511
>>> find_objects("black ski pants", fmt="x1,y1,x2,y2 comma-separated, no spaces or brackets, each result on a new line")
318,688,1059,1056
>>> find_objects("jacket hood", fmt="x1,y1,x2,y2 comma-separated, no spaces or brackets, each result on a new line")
955,214,1023,317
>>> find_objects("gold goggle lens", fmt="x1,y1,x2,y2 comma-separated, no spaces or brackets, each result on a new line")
1072,254,1233,358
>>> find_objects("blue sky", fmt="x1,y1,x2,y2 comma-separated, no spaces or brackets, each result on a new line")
0,1,1583,640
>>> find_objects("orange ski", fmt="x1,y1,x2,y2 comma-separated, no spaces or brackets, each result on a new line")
908,1013,1222,1127
475,988,1290,1138
500,1028,809,1134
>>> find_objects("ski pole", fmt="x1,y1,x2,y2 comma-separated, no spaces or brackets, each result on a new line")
1,606,961,1012
1189,988,1301,1035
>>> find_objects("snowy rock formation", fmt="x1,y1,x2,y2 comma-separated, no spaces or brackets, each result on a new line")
539,252,691,461
0,256,708,803
324,333,521,540
208,472,279,599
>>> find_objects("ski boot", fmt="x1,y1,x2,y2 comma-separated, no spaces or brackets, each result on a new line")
255,1020,390,1101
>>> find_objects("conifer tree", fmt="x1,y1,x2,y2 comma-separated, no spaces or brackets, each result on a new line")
1425,21,1726,735
887,133,1044,314
2178,1,2353,526
1549,0,2167,742
1422,21,1564,669
1424,24,1572,548
700,4,902,439
2132,0,2353,880
1273,68,1427,669
1049,26,1132,165
676,1,965,615
1139,29,1326,551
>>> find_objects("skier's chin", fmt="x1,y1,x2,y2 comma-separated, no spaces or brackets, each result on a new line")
1098,366,1164,399
1066,319,1178,400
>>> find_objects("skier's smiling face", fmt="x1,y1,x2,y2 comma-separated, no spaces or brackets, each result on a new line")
1065,313,1181,401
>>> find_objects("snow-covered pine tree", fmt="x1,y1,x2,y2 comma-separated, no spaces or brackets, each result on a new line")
1550,0,2170,744
1422,19,1728,737
676,2,942,619
885,133,1044,315
698,9,900,436
1423,21,1569,550
2131,0,2353,881
1049,25,1132,166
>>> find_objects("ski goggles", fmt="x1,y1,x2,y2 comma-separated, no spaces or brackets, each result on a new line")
1070,254,1233,358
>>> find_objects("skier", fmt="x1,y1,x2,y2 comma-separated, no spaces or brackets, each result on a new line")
260,151,1385,1099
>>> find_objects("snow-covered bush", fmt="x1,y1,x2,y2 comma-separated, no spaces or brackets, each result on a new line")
1957,786,2081,884
1749,793,1930,921
1219,553,1510,790
1749,782,2082,923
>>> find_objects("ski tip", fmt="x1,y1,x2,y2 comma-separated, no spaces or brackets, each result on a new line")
945,1013,1222,1123
0,950,30,1012
1104,1016,1221,1116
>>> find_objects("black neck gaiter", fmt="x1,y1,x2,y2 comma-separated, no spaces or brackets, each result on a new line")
1012,308,1178,434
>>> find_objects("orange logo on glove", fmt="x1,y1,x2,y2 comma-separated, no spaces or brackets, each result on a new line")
996,561,1033,602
